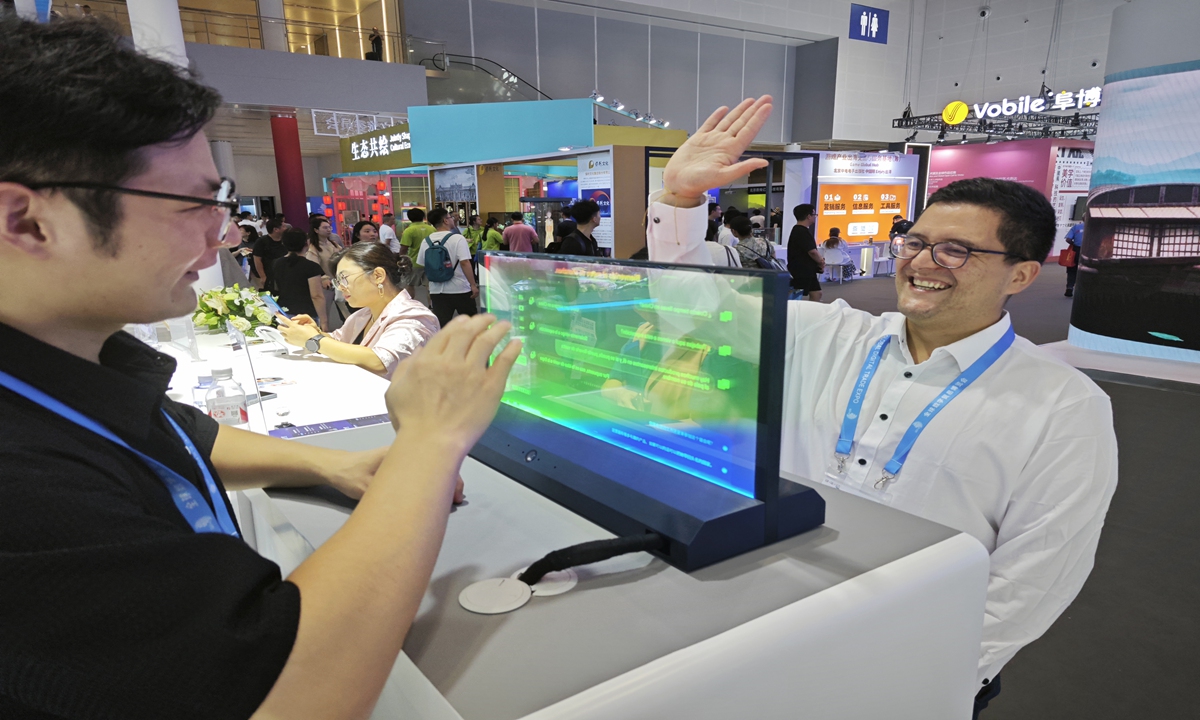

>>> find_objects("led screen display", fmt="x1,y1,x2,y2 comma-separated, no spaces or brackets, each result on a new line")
482,254,763,497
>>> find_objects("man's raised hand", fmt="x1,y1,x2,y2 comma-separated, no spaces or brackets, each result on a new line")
661,96,774,203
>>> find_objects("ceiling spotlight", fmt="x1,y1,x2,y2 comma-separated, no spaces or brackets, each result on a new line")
986,135,999,144
662,120,670,127
905,131,918,142
613,99,624,111
558,146,572,152
960,134,969,144
590,90,604,102
1081,133,1090,140
937,129,947,141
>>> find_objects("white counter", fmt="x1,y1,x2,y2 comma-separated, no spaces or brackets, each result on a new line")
168,328,990,720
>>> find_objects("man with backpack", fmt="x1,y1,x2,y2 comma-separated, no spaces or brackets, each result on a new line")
417,207,478,327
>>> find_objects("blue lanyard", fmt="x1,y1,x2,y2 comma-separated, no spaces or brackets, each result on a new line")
0,369,240,537
835,324,1016,488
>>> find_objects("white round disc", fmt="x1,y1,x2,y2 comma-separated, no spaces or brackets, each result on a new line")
511,567,578,597
458,578,533,615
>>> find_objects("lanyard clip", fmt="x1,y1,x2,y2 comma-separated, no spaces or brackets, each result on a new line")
874,471,896,490
835,454,849,474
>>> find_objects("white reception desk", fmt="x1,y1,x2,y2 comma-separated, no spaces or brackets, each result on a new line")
165,330,989,720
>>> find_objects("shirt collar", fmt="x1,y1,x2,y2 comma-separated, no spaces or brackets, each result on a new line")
0,321,177,442
880,311,1013,370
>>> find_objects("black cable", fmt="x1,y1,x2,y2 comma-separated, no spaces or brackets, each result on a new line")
518,533,668,586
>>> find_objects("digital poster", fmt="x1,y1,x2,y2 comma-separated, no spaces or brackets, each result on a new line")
1071,65,1200,361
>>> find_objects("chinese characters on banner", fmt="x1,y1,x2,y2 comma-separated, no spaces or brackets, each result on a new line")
1049,147,1094,243
350,130,411,162
817,183,912,243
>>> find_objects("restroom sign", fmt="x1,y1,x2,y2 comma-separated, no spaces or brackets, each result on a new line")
849,4,889,45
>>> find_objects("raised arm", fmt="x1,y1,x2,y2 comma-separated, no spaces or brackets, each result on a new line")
648,96,773,264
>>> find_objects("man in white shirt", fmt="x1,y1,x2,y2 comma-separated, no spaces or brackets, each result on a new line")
416,207,478,327
647,96,1118,717
379,212,401,255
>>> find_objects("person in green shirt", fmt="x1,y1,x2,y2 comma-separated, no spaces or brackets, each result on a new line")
482,217,504,251
463,214,485,254
399,207,435,266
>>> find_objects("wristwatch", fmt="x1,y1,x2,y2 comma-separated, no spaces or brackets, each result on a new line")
305,334,327,353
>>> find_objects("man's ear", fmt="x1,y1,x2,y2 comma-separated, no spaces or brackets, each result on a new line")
1005,259,1042,297
0,183,53,259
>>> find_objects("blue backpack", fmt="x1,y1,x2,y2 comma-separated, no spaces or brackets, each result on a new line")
423,234,459,283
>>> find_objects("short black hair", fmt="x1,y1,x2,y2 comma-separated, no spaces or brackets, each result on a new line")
266,218,284,234
0,15,220,252
510,211,524,222
793,204,814,221
829,227,840,236
568,199,600,224
708,202,720,214
554,219,577,238
406,207,425,222
729,215,753,238
427,207,449,227
926,178,1056,262
281,228,308,254
239,211,252,219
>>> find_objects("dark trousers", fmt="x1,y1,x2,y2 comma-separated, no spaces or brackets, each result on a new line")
973,674,1002,719
1066,264,1078,290
431,292,478,327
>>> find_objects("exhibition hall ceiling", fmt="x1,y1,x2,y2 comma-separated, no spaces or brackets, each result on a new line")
205,105,344,157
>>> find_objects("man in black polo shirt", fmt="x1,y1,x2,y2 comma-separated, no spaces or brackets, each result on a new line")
0,16,520,720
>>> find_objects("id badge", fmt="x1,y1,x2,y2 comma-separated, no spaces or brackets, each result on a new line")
822,454,849,489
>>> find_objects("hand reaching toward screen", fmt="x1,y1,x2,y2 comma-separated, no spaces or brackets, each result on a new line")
385,314,521,457
661,96,774,202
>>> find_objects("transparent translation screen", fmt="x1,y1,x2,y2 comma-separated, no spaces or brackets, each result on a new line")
483,255,763,497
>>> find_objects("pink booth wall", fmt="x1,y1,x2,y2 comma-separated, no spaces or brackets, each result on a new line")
929,138,1094,196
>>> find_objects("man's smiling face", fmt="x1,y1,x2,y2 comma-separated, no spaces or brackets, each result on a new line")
895,202,1038,336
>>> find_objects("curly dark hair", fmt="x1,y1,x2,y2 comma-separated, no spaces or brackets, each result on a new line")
926,178,1057,263
0,15,221,252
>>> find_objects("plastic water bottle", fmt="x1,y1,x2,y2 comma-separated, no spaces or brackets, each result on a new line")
192,371,214,409
205,368,248,426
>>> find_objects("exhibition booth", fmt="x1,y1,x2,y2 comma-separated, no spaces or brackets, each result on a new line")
168,248,990,719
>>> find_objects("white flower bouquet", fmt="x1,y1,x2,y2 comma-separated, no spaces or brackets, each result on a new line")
193,284,276,333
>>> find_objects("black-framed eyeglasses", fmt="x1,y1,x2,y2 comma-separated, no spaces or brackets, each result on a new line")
25,178,239,241
890,234,1028,269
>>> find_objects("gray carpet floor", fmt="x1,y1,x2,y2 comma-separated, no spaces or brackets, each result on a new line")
818,263,1196,720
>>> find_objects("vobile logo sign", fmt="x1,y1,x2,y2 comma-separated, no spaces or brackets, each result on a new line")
942,89,1102,125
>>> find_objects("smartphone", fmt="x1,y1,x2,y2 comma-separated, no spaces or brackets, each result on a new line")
260,294,292,319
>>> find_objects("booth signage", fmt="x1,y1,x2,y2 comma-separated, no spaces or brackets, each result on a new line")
339,123,414,173
848,4,889,44
942,88,1103,125
577,152,614,249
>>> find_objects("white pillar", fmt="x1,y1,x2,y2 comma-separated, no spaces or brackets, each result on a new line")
14,0,38,20
209,141,237,183
259,0,288,52
125,0,188,68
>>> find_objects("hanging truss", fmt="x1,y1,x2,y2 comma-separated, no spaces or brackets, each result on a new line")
893,111,1100,140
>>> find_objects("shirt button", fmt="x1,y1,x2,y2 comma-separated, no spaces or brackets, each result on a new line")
903,371,913,378
653,216,661,223
858,458,867,466
879,414,889,420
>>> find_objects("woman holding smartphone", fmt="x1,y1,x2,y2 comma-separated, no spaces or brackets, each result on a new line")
276,242,438,379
